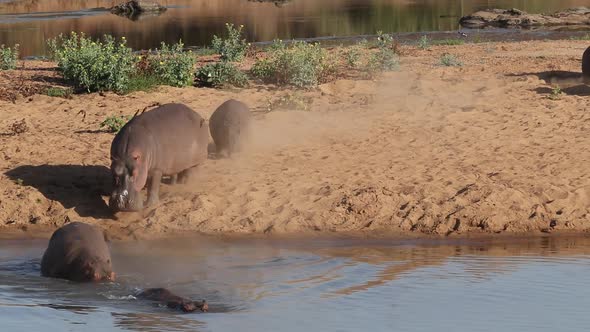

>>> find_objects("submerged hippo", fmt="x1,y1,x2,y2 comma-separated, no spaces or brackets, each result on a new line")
583,46,590,78
109,103,209,211
137,288,208,313
41,222,115,282
209,99,251,157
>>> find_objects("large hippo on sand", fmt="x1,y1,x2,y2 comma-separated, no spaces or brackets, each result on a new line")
209,99,251,158
41,222,115,282
109,103,209,211
137,288,209,313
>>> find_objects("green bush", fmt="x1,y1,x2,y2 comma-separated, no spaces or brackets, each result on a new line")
343,45,361,68
100,115,131,133
252,40,331,88
195,61,248,88
124,73,163,94
148,40,196,87
211,23,249,62
48,32,135,93
418,35,431,50
439,53,463,67
0,44,19,70
432,39,464,46
366,31,399,72
45,87,72,98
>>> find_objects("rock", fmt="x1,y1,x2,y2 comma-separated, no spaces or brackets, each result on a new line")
110,0,166,20
459,7,590,29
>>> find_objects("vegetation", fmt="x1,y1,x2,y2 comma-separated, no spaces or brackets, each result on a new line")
0,44,19,70
570,34,590,41
48,32,135,93
439,53,463,67
45,87,72,98
195,62,248,88
418,36,431,50
343,45,362,68
366,31,399,73
100,115,131,133
252,40,333,88
212,23,249,62
39,26,407,94
148,41,196,87
432,39,465,46
549,86,562,100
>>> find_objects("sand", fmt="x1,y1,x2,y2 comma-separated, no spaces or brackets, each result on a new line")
1,39,590,240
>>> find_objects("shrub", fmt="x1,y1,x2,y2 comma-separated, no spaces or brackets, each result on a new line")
45,87,72,98
252,40,331,88
432,39,464,46
366,31,399,73
0,44,19,70
418,35,431,50
343,45,362,68
100,115,131,133
124,73,163,93
148,40,196,87
211,23,249,62
48,32,135,93
439,53,463,67
195,61,248,88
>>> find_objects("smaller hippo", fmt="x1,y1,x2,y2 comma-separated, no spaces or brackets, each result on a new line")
41,222,115,282
583,46,590,78
137,288,208,313
209,99,251,158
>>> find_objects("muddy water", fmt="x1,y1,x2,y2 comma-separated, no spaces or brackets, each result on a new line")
1,0,590,57
2,236,590,331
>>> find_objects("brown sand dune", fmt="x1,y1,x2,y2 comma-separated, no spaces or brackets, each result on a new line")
1,39,590,240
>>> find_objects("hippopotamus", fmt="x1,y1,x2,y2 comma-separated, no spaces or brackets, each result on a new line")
109,103,209,212
209,99,251,158
41,222,115,282
136,288,208,313
583,46,590,78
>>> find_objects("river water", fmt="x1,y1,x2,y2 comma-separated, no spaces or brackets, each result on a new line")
1,0,590,57
2,235,590,331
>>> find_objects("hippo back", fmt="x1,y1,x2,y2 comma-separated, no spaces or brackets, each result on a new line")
116,103,209,175
41,222,112,280
209,99,251,153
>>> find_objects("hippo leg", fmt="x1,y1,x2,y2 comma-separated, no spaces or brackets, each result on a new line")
177,166,198,184
146,170,163,207
169,174,178,185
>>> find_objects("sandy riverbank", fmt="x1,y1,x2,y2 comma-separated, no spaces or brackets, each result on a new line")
1,38,590,240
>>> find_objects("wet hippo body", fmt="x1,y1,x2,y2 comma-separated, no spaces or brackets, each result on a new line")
583,46,590,78
209,99,251,158
41,222,115,282
137,288,208,313
109,103,209,211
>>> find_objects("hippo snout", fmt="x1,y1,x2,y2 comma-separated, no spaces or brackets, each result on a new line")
109,188,143,212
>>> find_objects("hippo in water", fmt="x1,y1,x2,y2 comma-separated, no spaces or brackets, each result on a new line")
136,288,208,313
41,222,115,282
109,103,209,212
209,99,251,158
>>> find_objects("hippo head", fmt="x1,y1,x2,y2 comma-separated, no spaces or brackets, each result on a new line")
109,119,151,212
109,155,145,212
70,256,116,282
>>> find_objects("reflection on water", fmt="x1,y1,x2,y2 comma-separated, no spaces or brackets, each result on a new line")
1,235,590,331
1,0,590,57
